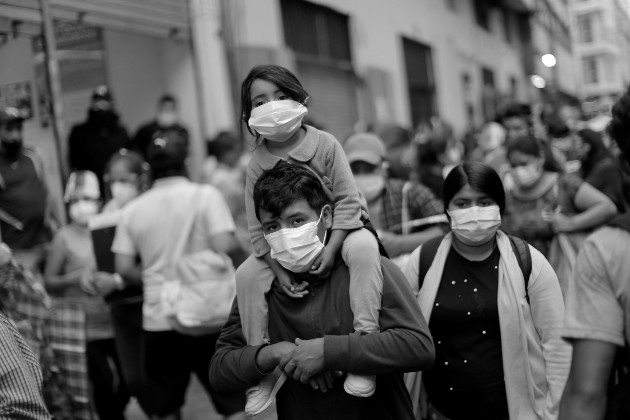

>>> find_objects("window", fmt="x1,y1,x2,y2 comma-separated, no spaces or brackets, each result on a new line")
402,37,436,127
474,0,491,31
577,13,594,43
582,56,599,84
481,67,496,121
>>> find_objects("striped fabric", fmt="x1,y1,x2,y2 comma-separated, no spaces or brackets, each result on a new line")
0,311,51,419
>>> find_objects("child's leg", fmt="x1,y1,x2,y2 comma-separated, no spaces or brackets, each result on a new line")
341,229,383,333
235,254,275,345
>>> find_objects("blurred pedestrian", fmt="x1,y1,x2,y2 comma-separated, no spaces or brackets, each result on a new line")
374,123,414,180
403,162,570,420
44,170,130,420
344,132,445,263
132,94,188,159
112,128,246,420
0,107,55,274
502,135,617,293
236,64,385,415
500,103,533,143
571,128,626,212
68,86,130,188
559,84,630,420
92,149,151,415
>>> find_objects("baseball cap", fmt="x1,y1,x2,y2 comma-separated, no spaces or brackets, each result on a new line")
0,107,25,126
343,133,386,165
91,85,113,102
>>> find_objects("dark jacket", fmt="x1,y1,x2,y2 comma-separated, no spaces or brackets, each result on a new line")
210,256,435,420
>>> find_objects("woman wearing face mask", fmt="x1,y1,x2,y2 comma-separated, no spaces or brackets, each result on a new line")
402,162,570,420
502,135,617,292
236,64,387,415
44,170,131,420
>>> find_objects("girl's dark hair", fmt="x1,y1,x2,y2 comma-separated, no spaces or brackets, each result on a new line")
253,161,331,222
506,135,563,172
240,64,310,138
576,129,610,176
104,148,147,180
609,85,630,163
443,162,506,216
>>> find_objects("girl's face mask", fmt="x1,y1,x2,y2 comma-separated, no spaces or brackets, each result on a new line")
110,181,139,208
69,200,99,226
248,100,308,143
448,205,501,245
511,161,543,188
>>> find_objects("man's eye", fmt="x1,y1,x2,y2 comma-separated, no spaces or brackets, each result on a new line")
292,218,304,226
265,224,277,232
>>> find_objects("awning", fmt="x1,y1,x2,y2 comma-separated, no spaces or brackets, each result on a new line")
0,0,190,38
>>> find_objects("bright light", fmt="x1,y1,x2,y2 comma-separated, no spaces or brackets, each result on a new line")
531,75,546,89
542,54,557,68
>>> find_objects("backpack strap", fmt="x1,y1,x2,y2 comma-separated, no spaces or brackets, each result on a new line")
417,235,445,290
508,235,532,304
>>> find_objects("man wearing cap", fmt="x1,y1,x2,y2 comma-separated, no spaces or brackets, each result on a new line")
344,133,445,260
0,107,56,273
68,86,130,188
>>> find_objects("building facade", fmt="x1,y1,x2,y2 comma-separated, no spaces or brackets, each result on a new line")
570,0,630,109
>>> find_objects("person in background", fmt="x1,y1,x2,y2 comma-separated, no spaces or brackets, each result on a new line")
344,132,445,260
112,128,246,420
502,135,617,293
91,149,152,416
210,162,435,420
403,162,570,420
374,124,414,180
571,128,626,212
412,117,463,199
0,107,56,274
560,86,630,420
44,170,130,420
500,103,533,143
68,86,130,189
132,94,188,159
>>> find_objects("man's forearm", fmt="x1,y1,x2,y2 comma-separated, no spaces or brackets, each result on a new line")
120,264,142,286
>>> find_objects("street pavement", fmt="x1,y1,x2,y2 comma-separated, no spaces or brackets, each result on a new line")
126,376,278,420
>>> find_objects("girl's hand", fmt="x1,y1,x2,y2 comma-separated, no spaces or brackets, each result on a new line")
309,246,335,278
277,269,309,298
79,271,98,295
92,272,120,296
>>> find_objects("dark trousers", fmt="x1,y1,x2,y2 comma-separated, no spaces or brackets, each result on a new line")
86,338,131,420
110,301,153,415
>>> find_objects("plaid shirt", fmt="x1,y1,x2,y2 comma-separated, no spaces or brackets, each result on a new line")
378,178,444,233
0,311,51,419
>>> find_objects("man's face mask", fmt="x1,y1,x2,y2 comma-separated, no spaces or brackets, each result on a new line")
248,100,308,142
264,208,327,273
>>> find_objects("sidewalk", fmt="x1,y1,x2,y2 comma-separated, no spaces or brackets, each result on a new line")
126,376,278,420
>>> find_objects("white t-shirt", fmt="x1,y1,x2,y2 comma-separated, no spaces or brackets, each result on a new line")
112,176,235,331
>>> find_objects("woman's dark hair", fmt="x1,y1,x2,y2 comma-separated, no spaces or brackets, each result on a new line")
576,129,610,176
253,161,331,222
443,162,506,216
506,135,563,173
240,65,310,138
609,86,630,163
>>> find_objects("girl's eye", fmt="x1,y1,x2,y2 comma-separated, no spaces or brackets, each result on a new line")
278,94,289,101
479,200,494,207
253,100,266,108
454,201,471,208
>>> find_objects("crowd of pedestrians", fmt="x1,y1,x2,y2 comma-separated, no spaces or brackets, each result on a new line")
1,64,630,420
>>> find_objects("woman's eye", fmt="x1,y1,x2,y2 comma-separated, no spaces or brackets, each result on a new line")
480,200,494,207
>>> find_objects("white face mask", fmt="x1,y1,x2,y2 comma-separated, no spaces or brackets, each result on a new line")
265,209,327,273
448,205,501,245
512,163,542,188
69,200,99,226
110,182,139,208
355,174,385,202
248,100,308,142
157,111,177,127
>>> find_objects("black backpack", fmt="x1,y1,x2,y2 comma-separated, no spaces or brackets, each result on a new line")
417,233,532,303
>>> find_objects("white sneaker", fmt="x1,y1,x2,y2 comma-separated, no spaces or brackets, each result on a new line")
343,373,376,397
245,368,287,416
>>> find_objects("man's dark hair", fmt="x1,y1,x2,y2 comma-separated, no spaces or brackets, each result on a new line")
501,103,532,123
158,94,176,107
253,161,331,222
146,127,189,179
609,86,630,163
443,162,506,216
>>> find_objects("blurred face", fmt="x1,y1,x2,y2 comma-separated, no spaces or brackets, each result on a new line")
91,99,112,112
350,161,380,176
0,121,23,157
503,116,530,142
508,150,544,188
106,160,141,208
